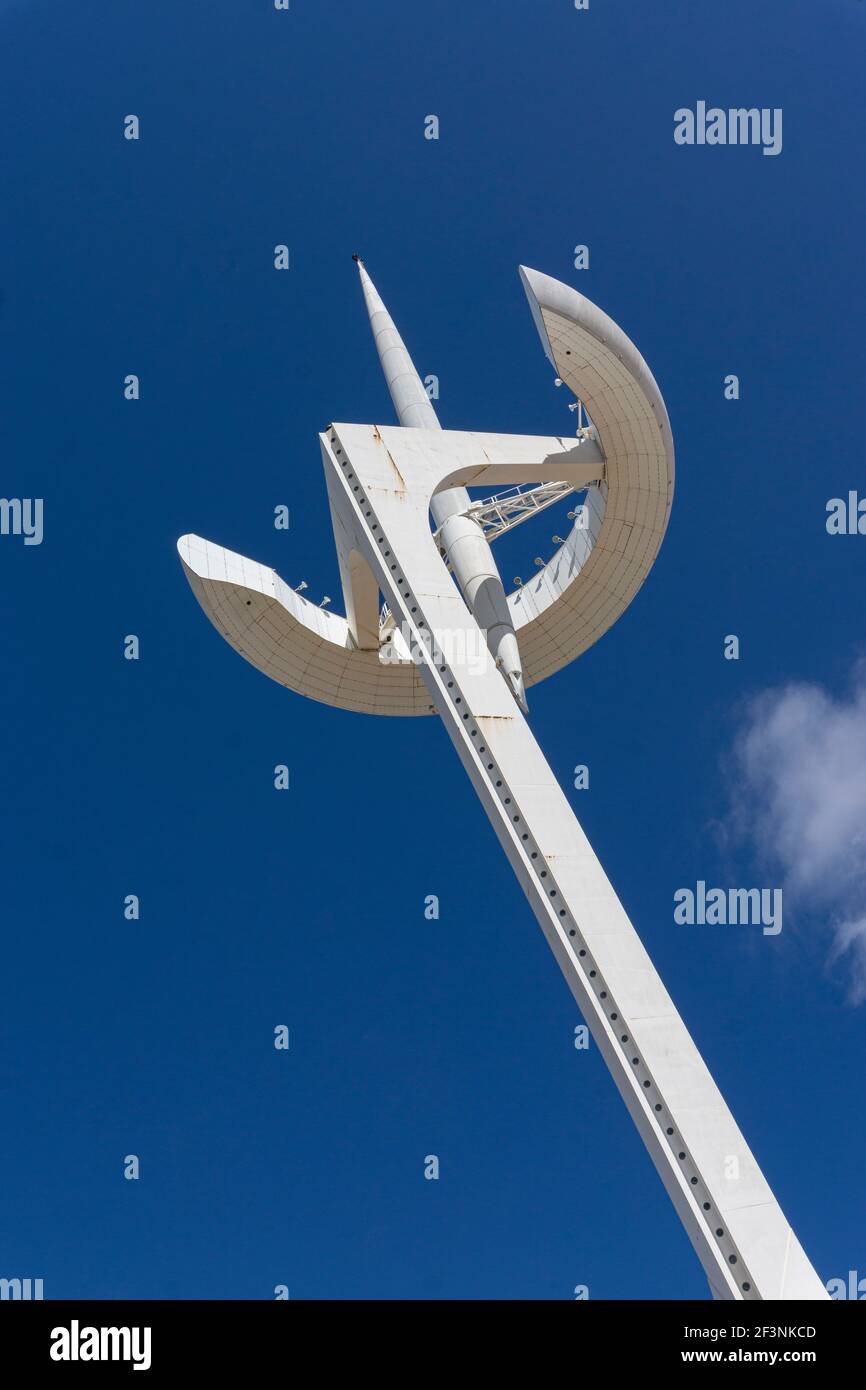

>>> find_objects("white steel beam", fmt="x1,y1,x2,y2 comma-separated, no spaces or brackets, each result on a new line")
320,420,828,1303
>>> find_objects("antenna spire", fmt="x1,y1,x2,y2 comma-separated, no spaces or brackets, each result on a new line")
353,258,441,431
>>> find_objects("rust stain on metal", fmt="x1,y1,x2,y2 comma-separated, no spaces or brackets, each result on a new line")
385,447,407,491
369,424,407,494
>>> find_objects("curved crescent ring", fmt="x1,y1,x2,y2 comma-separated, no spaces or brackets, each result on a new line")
178,266,675,716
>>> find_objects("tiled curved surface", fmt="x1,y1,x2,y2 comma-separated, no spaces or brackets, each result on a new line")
510,267,674,684
178,534,430,716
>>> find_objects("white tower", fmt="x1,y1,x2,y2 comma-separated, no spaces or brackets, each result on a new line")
178,261,827,1301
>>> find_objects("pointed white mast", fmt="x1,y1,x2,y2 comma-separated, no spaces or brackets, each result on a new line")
353,255,528,711
353,255,441,431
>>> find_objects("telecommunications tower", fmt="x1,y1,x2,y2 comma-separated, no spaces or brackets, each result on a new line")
179,260,826,1301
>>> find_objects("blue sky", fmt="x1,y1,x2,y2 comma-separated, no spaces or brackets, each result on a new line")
1,0,864,1299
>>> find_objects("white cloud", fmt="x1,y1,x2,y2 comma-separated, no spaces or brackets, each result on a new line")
726,663,866,1003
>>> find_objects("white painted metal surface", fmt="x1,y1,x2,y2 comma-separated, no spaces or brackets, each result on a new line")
178,265,827,1299
178,269,667,716
355,259,530,710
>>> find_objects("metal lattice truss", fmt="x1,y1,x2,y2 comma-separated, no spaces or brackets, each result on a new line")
433,427,599,546
454,478,575,541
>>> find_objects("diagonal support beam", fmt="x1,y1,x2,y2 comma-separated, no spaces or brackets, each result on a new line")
320,421,828,1303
